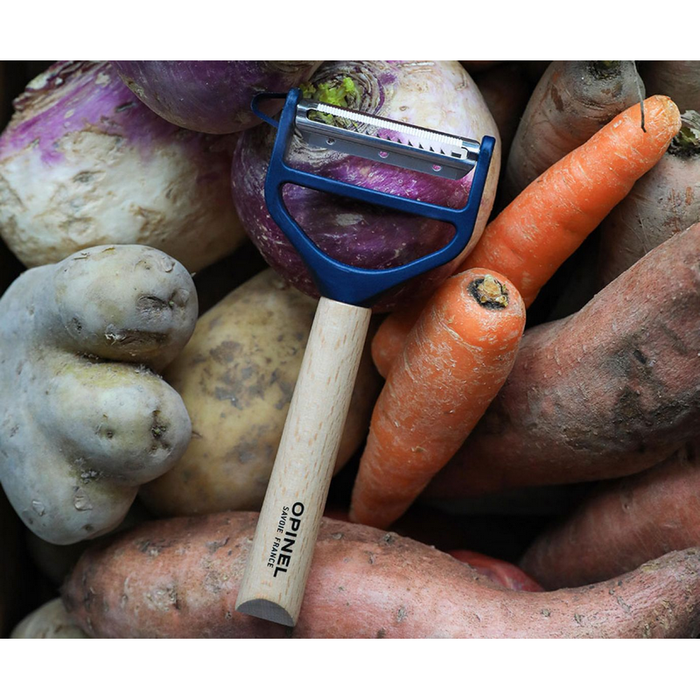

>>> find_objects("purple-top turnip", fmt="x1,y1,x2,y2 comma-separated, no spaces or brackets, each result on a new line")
112,60,323,134
0,61,246,272
230,60,500,312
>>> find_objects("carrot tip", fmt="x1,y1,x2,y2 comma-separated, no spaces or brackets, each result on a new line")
470,274,509,308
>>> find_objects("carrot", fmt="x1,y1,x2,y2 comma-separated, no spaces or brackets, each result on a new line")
639,61,700,113
350,269,525,529
502,60,641,204
519,442,700,589
371,95,682,378
425,222,700,500
462,95,680,304
597,110,700,288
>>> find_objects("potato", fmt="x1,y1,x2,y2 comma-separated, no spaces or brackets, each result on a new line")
0,245,197,545
11,598,89,639
63,511,700,638
139,268,381,515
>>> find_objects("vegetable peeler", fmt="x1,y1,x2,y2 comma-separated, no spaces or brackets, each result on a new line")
235,88,495,626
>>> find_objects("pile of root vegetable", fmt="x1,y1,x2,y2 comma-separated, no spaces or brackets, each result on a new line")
2,59,700,640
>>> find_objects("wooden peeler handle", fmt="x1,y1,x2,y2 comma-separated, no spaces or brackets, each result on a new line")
235,296,372,626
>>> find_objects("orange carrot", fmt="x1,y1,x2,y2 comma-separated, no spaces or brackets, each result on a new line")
371,95,682,378
350,269,526,529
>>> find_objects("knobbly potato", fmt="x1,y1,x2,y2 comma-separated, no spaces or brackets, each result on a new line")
11,598,89,638
140,268,382,515
0,245,197,545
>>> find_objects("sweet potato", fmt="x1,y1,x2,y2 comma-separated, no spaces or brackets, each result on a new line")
62,511,700,638
519,442,700,589
502,61,641,204
427,221,700,498
597,111,700,288
139,268,381,516
639,61,700,113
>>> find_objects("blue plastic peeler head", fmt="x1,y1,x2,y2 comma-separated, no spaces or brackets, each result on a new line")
250,89,495,307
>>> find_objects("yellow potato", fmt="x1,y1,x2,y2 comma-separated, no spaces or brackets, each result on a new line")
140,268,381,515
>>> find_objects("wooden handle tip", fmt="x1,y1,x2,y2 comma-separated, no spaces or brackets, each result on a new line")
236,598,296,627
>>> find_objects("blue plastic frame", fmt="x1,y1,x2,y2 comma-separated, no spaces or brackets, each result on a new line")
251,89,495,307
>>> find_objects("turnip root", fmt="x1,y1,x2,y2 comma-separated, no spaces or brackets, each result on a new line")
502,61,641,204
0,245,197,545
597,111,700,287
139,268,381,515
0,61,245,272
11,598,89,638
62,511,700,638
519,442,700,589
639,61,700,113
231,60,500,312
427,222,700,498
112,61,322,134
